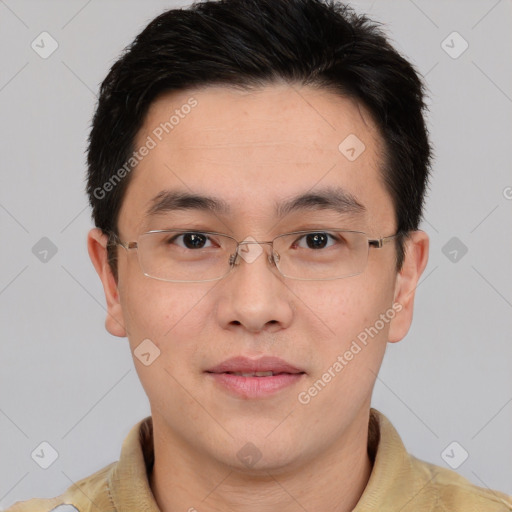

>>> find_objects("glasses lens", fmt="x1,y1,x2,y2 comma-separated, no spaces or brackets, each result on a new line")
273,230,369,280
138,231,236,282
135,229,370,282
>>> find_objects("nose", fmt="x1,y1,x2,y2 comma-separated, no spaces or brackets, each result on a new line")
229,240,280,268
215,241,294,334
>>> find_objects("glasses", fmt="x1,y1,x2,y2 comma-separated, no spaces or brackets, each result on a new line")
109,228,401,282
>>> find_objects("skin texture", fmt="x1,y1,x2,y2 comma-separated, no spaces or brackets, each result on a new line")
88,83,429,512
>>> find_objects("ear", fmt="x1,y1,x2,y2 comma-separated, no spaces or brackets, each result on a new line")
87,228,127,338
388,230,429,343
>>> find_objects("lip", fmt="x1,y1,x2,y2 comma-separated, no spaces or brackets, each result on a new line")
205,356,306,399
206,355,304,374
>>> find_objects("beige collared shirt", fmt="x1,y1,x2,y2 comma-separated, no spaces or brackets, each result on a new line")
7,408,512,511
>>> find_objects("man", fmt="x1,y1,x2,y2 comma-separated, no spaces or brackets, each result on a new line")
8,0,512,510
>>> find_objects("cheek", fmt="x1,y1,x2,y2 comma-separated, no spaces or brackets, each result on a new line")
303,277,393,374
303,278,379,339
119,280,214,404
119,276,214,353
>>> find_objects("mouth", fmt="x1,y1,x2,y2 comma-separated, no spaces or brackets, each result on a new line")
205,355,305,375
205,356,306,398
220,371,293,377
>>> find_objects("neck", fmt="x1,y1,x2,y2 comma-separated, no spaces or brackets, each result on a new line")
149,409,373,512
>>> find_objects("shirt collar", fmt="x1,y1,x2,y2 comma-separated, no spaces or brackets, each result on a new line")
353,409,435,511
107,415,159,511
107,408,434,511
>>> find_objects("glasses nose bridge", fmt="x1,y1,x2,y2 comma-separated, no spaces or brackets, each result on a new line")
237,239,273,248
233,239,280,267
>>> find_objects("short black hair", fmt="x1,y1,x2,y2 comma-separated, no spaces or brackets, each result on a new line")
86,0,432,279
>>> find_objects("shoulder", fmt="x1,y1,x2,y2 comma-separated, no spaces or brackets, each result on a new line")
410,455,512,511
4,462,116,512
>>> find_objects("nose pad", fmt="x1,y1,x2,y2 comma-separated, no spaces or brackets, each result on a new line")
229,251,238,266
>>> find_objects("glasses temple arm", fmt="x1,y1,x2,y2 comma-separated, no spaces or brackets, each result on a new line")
368,232,403,249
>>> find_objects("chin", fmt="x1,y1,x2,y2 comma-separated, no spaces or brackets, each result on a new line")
215,433,305,475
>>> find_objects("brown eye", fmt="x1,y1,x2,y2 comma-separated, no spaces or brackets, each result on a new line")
293,232,338,250
166,232,212,249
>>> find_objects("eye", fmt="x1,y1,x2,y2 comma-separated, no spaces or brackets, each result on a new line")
293,232,341,250
166,232,215,250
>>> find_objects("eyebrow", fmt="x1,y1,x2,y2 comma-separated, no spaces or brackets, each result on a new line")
144,186,366,220
277,186,366,219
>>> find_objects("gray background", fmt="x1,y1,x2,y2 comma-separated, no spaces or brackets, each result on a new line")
1,0,511,507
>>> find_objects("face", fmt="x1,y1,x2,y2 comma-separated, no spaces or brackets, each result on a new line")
89,83,428,473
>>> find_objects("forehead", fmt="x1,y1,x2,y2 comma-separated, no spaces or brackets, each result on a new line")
120,83,394,235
